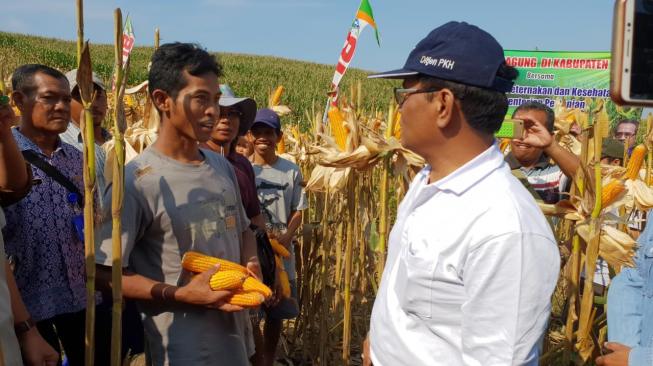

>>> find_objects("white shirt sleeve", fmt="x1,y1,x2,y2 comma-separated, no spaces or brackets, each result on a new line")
461,232,559,366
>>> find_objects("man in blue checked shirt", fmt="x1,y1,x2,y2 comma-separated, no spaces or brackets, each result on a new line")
599,213,653,366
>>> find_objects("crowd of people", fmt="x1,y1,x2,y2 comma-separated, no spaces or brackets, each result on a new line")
0,20,651,366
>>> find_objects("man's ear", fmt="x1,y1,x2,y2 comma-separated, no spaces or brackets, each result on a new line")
151,89,171,114
430,88,456,129
10,91,27,113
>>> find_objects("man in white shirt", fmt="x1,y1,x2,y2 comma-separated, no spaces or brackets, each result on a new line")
365,21,560,366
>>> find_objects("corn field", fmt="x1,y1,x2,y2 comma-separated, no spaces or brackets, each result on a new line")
3,26,653,366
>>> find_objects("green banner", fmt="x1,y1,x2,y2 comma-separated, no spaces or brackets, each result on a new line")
505,50,611,111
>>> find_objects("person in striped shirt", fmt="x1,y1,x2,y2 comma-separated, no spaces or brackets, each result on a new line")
506,101,580,204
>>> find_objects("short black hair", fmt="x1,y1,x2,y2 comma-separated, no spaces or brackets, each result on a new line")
11,64,68,96
148,43,223,102
513,101,555,133
616,119,639,131
420,63,518,135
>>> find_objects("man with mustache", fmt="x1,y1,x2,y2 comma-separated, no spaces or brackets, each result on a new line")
506,101,579,204
96,43,258,365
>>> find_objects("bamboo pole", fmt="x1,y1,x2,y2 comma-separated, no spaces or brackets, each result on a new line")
110,9,127,366
77,41,97,366
342,173,356,364
318,190,329,364
646,114,652,185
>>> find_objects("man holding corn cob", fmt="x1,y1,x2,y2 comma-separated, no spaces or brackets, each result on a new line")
96,43,259,365
366,22,560,366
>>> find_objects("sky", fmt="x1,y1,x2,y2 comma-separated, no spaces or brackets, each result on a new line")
1,0,616,72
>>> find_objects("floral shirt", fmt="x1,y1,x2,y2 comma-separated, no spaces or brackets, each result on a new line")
2,128,87,321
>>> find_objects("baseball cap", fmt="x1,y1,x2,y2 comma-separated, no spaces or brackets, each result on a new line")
65,69,106,93
219,84,257,136
369,21,515,92
252,108,281,131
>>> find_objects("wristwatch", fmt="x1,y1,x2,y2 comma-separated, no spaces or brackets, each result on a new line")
14,317,35,336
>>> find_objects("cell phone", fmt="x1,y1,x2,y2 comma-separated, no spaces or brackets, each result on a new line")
495,119,524,139
610,0,653,106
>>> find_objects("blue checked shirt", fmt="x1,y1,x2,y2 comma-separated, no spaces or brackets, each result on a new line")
60,122,110,208
2,128,87,321
608,210,653,365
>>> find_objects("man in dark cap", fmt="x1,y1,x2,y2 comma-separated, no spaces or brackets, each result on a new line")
364,22,559,366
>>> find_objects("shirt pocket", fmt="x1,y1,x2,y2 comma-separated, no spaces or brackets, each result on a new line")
395,238,437,319
179,200,239,246
642,245,653,298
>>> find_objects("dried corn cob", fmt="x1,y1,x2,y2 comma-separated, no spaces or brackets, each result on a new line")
242,277,272,298
328,107,348,151
182,251,248,274
270,238,291,258
601,179,626,207
228,291,265,307
208,270,247,291
624,144,647,180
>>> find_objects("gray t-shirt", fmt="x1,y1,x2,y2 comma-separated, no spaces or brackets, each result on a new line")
0,209,22,365
252,158,307,280
96,147,251,366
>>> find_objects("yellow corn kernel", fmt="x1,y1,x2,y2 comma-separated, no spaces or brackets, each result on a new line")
270,238,291,258
208,270,247,291
601,179,626,207
242,277,272,298
228,291,265,307
328,107,348,151
624,144,647,180
182,251,248,274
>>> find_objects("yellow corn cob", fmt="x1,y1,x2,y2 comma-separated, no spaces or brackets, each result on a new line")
279,270,291,298
270,86,284,107
275,255,283,268
208,270,247,291
601,179,626,207
270,238,291,258
624,144,646,180
393,112,401,139
276,137,286,154
499,138,511,153
182,251,248,274
242,277,272,298
328,107,348,151
228,291,265,308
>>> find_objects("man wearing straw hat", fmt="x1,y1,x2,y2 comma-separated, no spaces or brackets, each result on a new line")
365,22,560,365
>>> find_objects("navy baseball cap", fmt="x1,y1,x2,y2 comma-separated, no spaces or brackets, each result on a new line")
252,108,281,130
369,21,515,93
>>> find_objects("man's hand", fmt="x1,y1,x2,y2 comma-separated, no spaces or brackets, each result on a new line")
596,342,631,366
19,328,59,366
246,259,262,281
276,232,293,248
362,334,372,366
175,264,243,312
0,102,16,133
519,117,554,149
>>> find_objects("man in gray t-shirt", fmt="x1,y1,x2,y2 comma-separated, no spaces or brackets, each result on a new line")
95,43,259,366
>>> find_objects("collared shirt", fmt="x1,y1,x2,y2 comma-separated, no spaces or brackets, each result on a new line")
60,122,110,208
506,153,568,204
607,211,653,365
370,143,560,366
2,128,87,321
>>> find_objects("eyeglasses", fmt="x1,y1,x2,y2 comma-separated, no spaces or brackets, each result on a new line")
219,108,242,119
393,87,441,106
